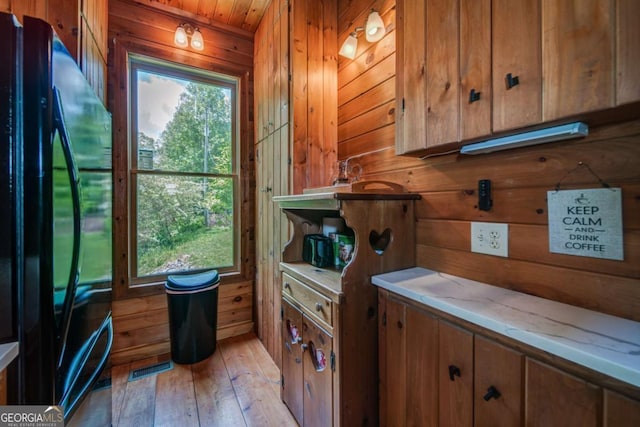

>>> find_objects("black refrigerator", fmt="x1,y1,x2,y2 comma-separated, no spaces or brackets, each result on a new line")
0,13,112,425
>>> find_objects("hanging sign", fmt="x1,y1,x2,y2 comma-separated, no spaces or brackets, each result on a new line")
547,188,623,260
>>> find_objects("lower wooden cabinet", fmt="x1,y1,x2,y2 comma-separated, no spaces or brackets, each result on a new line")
282,296,333,426
380,295,524,427
379,289,640,426
526,359,600,427
474,336,523,427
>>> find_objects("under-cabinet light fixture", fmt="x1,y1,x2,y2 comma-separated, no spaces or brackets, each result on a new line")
339,9,386,59
459,122,589,155
174,23,204,51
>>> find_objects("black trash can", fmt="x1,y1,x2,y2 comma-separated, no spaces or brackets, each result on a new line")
165,270,220,364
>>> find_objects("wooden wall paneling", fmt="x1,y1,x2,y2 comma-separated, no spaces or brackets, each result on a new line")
417,244,640,321
255,141,265,341
372,122,640,190
416,218,640,278
338,76,395,126
459,0,491,141
307,0,325,188
337,125,395,159
492,0,541,132
271,0,281,133
265,131,276,364
290,0,308,194
322,0,338,184
542,0,614,120
111,281,254,365
254,18,266,141
616,0,640,105
338,100,396,143
1,0,48,24
340,52,396,110
47,0,79,59
109,0,254,68
279,0,289,128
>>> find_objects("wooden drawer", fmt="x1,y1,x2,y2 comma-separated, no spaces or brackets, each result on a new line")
283,273,333,327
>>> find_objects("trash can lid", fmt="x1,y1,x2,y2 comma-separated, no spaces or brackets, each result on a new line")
165,270,220,292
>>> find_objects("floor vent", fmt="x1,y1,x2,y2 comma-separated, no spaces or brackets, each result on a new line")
128,360,173,382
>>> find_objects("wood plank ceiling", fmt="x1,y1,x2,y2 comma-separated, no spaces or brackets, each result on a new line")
133,0,270,33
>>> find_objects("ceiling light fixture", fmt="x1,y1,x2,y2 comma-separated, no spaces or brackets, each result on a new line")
339,9,386,59
174,23,204,51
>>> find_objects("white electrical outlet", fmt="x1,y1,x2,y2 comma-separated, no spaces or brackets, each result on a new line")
471,222,508,257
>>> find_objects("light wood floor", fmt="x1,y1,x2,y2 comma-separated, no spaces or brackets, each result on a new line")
112,333,298,427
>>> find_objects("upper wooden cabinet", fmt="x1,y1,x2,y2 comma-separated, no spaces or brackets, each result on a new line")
396,0,640,156
492,0,541,133
542,0,614,121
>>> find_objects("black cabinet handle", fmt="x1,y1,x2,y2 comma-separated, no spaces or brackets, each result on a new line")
448,365,461,381
469,89,481,103
505,73,520,89
483,385,501,401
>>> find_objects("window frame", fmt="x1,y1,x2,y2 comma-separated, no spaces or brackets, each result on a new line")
127,54,241,287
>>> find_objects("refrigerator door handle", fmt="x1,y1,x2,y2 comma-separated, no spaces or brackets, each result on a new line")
58,313,113,419
52,87,83,369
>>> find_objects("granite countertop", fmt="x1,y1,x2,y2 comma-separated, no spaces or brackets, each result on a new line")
0,342,19,372
372,267,640,388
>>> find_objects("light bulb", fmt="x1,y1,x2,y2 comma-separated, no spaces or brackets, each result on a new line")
365,10,385,43
191,29,204,51
174,25,188,48
339,33,358,59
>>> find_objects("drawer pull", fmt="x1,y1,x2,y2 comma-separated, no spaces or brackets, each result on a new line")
483,385,501,401
284,282,291,290
315,303,323,312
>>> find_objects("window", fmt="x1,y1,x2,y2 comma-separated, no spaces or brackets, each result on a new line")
129,56,239,282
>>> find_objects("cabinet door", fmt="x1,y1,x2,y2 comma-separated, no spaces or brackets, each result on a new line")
395,0,427,154
604,390,640,426
406,306,438,427
492,0,542,132
460,0,491,141
281,298,304,426
302,316,333,427
526,358,601,426
542,0,614,120
439,321,473,426
616,0,640,105
379,293,407,427
474,336,523,427
425,0,460,148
